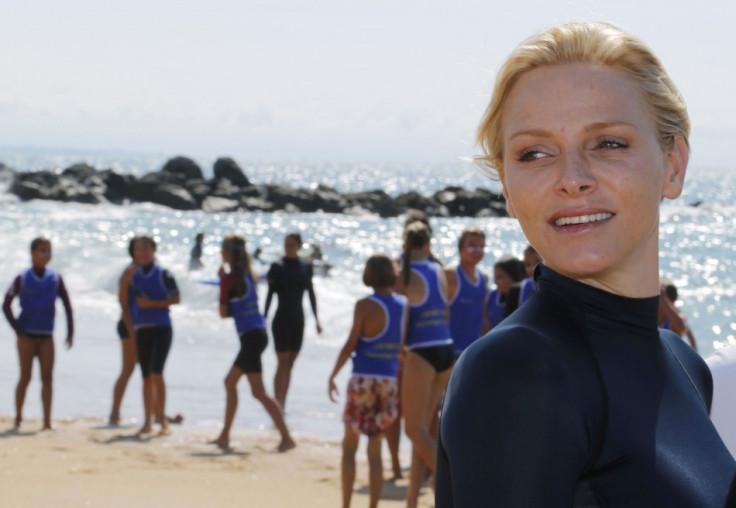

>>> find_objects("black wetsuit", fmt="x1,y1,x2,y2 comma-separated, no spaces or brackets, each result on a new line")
265,257,317,353
437,265,736,507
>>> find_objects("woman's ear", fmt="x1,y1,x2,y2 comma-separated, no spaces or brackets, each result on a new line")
661,135,688,200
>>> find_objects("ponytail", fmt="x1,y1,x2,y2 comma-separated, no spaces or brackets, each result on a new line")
222,234,252,298
402,221,431,285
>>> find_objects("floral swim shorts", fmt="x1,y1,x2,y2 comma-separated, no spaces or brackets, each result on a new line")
343,375,399,438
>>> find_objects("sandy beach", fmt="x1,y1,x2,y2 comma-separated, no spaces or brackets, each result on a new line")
0,416,434,508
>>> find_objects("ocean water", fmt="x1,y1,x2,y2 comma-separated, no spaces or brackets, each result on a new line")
1,152,736,442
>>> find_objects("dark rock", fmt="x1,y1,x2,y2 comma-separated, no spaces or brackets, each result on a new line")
240,196,275,211
152,184,198,210
344,190,402,217
62,163,97,181
214,157,250,187
161,156,203,181
211,178,241,199
10,180,45,200
396,191,449,217
100,170,135,202
183,179,212,204
265,184,320,213
433,186,507,217
202,196,239,213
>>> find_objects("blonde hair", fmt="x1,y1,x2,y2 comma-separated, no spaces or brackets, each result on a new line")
476,21,690,179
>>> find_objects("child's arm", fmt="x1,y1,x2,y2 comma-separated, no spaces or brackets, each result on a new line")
3,276,22,335
328,300,365,402
136,269,180,308
306,263,322,334
119,265,137,340
57,276,74,349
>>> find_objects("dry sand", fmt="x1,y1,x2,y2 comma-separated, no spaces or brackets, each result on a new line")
0,416,434,507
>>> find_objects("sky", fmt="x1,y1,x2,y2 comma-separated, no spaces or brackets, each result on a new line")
1,0,734,165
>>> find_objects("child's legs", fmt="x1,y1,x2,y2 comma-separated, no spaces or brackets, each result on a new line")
150,327,172,429
15,336,37,425
341,423,360,508
218,366,243,442
247,372,293,445
111,336,137,421
37,338,55,428
367,436,384,508
402,351,439,471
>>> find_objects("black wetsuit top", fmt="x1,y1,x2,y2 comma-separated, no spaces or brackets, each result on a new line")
437,265,736,507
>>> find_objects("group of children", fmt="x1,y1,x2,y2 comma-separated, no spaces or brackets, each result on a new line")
3,223,697,507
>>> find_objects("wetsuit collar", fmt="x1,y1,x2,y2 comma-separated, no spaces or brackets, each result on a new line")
536,264,660,332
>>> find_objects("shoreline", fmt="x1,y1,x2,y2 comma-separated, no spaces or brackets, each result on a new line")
0,415,434,507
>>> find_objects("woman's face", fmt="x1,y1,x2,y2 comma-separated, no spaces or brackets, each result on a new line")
133,240,156,266
500,63,687,295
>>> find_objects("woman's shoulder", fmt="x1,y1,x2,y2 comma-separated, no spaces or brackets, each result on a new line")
660,329,712,406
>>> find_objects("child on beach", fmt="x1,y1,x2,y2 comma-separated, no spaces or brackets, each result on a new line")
328,254,407,508
445,228,488,357
121,235,179,436
3,237,74,430
211,234,295,452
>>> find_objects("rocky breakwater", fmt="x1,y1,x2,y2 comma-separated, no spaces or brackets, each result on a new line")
4,156,508,218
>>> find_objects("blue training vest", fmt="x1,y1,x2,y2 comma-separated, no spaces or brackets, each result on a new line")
519,277,536,305
406,260,453,350
228,273,266,335
131,264,172,328
352,292,407,378
18,268,59,335
449,265,486,354
486,288,506,330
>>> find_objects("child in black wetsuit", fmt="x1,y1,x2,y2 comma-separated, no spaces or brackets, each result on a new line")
264,232,322,410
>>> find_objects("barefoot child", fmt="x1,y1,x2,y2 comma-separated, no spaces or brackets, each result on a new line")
211,234,295,452
3,237,74,430
122,235,179,436
328,254,407,508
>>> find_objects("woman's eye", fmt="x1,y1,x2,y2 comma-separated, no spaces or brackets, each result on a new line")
597,138,628,150
518,149,546,162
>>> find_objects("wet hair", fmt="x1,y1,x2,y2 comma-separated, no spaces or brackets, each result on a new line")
30,237,51,252
458,227,486,251
402,221,432,285
363,254,396,288
661,278,678,302
494,256,526,283
285,232,303,246
195,232,204,242
476,21,690,179
222,234,254,298
133,235,157,251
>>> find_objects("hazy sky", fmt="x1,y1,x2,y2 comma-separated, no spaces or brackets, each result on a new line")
1,0,734,165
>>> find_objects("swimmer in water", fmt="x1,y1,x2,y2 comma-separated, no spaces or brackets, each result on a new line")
437,22,736,506
3,237,74,431
211,234,295,452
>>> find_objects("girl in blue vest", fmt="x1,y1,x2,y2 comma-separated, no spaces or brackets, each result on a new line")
328,254,407,508
3,237,74,431
123,235,179,437
211,234,295,452
395,221,454,503
486,256,526,330
445,228,489,357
